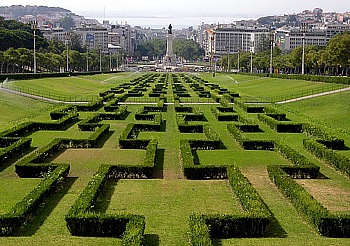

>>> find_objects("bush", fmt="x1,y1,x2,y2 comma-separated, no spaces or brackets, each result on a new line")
303,139,350,177
65,165,146,241
258,114,302,133
0,138,32,166
227,124,274,150
303,123,345,150
0,165,69,236
189,214,212,246
274,141,319,178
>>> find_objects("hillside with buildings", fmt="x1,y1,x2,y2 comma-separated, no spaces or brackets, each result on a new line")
1,5,350,60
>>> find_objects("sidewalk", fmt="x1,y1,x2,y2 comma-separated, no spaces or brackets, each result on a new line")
0,86,88,104
277,86,350,104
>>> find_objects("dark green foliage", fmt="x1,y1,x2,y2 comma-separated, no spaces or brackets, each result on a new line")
50,105,77,120
269,73,350,85
0,165,69,236
0,138,31,166
227,166,271,217
211,107,238,121
65,165,145,242
227,124,274,150
274,141,319,178
188,166,271,241
75,99,104,111
303,123,345,150
235,99,265,113
0,112,78,137
189,214,212,246
258,114,302,133
303,139,350,177
268,166,328,227
203,214,270,238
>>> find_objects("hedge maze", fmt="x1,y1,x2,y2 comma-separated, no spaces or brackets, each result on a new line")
0,73,350,245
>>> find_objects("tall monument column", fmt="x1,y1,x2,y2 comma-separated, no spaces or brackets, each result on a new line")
163,24,176,67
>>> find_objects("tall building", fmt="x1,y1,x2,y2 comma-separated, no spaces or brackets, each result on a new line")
275,24,350,51
74,26,108,52
108,24,137,54
198,23,270,58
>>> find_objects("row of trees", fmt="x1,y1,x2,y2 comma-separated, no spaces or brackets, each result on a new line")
0,47,123,73
219,32,350,76
136,39,205,61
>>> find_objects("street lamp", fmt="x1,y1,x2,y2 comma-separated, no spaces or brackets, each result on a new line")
109,51,112,71
269,31,274,74
301,23,307,75
99,45,102,72
250,41,254,73
85,43,89,72
65,32,71,72
237,49,240,72
30,20,38,74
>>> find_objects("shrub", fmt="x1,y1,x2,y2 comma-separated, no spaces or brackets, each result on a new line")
303,139,350,177
303,123,345,150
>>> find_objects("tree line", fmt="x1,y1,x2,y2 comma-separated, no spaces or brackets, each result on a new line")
219,32,350,76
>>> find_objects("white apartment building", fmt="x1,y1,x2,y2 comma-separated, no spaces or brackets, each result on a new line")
108,24,137,54
275,24,350,51
199,24,269,58
74,26,108,52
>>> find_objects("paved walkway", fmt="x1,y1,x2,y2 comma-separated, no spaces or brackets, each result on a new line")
277,86,350,104
2,84,350,105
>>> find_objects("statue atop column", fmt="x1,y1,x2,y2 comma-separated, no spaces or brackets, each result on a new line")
168,24,172,35
163,24,176,67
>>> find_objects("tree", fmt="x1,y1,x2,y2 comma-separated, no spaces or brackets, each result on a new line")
326,32,350,76
58,16,75,30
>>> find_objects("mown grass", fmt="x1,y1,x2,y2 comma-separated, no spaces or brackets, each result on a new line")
281,91,350,133
199,73,346,101
98,179,239,245
0,90,55,131
0,72,350,246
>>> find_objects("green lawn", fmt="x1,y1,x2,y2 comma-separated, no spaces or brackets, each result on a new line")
0,90,55,131
0,72,350,246
198,73,346,101
282,91,350,133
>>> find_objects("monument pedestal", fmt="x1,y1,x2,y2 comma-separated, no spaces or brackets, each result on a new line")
163,24,177,67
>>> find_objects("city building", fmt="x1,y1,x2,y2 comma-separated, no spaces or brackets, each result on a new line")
74,25,108,52
198,23,270,58
109,24,137,54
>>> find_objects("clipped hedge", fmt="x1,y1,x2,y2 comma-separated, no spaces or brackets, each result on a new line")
268,165,350,237
65,165,145,242
227,166,271,218
211,107,238,121
188,166,271,241
274,141,320,179
0,164,69,236
269,73,350,85
227,124,274,150
1,112,79,137
189,214,212,246
0,138,32,166
268,165,328,226
110,139,157,179
75,99,104,111
50,105,77,120
303,122,345,150
258,114,302,133
235,99,265,113
303,139,350,177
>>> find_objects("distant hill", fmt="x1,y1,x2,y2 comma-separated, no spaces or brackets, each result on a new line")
0,5,72,19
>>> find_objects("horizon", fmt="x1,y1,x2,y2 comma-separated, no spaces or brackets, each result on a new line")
1,1,350,28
